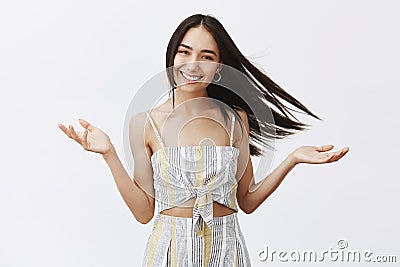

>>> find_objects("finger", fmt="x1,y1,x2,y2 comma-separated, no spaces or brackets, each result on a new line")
58,124,72,138
324,152,336,162
329,149,347,162
82,130,89,149
69,125,80,142
315,145,334,152
79,118,94,132
329,152,341,162
335,148,350,160
314,153,333,164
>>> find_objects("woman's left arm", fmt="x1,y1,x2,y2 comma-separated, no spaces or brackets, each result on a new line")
235,110,350,214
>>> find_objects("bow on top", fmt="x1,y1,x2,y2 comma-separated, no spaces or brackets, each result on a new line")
191,183,214,237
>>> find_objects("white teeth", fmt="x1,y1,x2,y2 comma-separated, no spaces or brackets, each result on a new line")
181,71,202,81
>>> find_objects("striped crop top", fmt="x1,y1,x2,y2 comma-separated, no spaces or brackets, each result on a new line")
146,111,240,237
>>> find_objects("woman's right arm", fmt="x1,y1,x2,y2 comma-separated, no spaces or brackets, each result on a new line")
58,114,155,224
102,147,155,224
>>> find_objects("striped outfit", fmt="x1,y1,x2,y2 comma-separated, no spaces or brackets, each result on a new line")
143,111,252,266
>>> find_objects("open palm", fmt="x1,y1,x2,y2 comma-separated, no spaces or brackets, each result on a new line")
290,145,349,164
58,118,113,155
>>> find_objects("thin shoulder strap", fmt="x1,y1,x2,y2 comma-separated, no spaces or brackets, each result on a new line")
230,114,236,147
145,111,165,148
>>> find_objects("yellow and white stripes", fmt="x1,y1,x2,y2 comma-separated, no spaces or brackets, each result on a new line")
143,111,251,266
142,213,252,266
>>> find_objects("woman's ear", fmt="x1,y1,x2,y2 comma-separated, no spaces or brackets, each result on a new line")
216,61,223,73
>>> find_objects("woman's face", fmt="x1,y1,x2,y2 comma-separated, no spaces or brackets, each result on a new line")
173,25,222,92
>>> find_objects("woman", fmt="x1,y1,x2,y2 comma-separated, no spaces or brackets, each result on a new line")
58,14,349,266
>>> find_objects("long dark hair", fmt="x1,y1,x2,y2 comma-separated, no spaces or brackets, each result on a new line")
166,14,321,156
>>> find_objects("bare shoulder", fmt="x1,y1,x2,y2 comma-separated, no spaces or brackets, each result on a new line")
235,108,250,132
129,103,169,149
235,108,247,120
129,111,153,147
129,104,167,130
129,111,148,129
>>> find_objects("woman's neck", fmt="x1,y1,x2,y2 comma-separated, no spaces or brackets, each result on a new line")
169,87,218,114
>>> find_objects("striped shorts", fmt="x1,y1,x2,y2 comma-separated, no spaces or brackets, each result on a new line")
142,213,252,266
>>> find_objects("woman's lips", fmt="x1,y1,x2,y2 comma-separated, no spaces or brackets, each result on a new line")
180,71,203,83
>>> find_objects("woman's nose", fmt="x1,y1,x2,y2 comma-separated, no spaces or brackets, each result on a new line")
184,60,201,72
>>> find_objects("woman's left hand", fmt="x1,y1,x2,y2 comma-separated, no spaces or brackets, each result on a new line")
289,145,349,165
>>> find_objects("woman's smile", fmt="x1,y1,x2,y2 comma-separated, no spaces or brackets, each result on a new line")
179,70,204,83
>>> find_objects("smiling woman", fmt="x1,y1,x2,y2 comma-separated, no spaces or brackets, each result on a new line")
58,13,349,267
171,28,222,98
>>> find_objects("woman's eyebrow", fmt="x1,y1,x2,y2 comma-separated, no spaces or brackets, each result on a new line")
179,43,217,56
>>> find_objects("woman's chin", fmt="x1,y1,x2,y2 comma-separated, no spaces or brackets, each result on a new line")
176,81,209,92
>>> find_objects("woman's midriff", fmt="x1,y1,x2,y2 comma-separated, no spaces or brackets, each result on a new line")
160,201,236,218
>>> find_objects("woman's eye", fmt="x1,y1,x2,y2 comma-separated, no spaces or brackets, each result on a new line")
178,50,189,55
202,56,214,60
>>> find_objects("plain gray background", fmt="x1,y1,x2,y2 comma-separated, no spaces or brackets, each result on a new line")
1,0,399,266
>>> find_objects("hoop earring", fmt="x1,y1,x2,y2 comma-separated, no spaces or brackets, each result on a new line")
213,72,221,82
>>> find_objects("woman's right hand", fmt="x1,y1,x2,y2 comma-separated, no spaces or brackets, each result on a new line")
58,118,115,156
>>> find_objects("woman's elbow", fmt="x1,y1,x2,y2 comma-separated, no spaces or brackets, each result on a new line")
241,205,255,215
238,199,255,214
134,211,154,224
130,201,155,224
